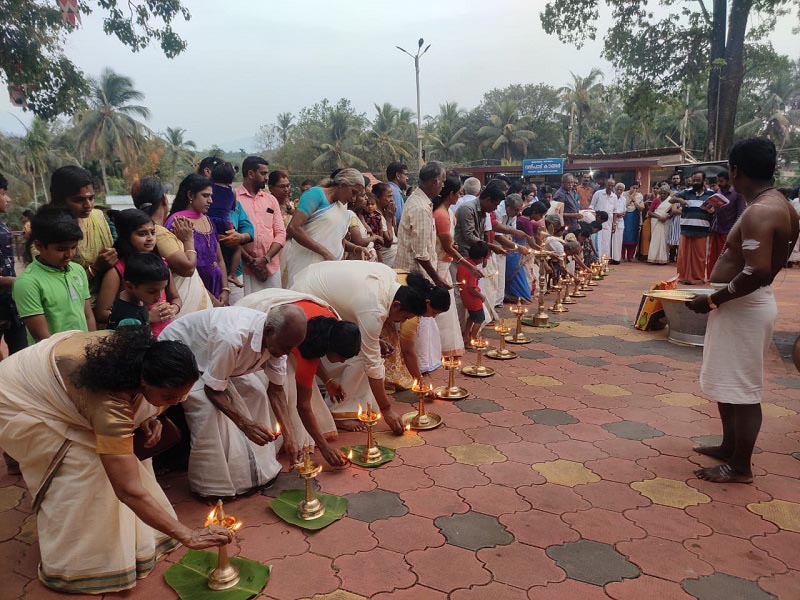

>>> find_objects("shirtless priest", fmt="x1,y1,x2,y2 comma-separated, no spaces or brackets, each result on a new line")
688,137,799,484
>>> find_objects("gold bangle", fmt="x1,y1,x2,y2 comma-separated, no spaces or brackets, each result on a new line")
185,249,197,255
87,265,96,279
221,287,231,293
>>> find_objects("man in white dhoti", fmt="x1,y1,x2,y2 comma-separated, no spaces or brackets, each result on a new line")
160,305,307,497
589,178,616,259
292,261,450,434
689,137,799,484
238,288,361,467
283,168,365,288
610,182,626,263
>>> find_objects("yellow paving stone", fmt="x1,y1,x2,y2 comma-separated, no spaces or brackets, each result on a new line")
583,383,631,397
656,392,707,407
374,430,425,449
747,499,800,532
532,459,601,487
15,514,37,545
761,403,797,418
0,486,24,512
303,592,368,600
631,477,711,508
519,375,562,387
557,322,653,342
447,443,507,466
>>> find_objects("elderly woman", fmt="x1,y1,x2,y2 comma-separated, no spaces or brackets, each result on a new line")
0,327,232,594
648,185,672,264
283,168,365,287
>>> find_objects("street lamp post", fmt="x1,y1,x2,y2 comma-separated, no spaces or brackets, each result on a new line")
396,38,430,171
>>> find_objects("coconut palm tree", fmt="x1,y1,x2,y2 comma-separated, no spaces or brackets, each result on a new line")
477,99,535,162
310,106,368,170
425,102,467,162
369,103,415,165
74,68,151,194
736,67,800,149
559,68,604,151
275,112,295,145
162,127,197,186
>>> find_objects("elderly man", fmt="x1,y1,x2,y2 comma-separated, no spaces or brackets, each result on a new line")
395,161,448,287
688,137,799,484
160,305,307,497
292,261,448,435
589,177,616,259
610,182,627,264
554,173,581,234
236,157,286,294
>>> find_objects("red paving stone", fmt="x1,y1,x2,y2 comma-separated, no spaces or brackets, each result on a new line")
3,262,799,599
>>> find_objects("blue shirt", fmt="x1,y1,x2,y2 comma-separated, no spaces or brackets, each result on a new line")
220,201,254,277
296,187,330,218
390,182,405,222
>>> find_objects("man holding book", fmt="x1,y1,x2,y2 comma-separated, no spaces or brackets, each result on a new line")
707,171,746,274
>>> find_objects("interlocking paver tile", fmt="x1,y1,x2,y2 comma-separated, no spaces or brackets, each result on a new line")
478,460,546,487
465,424,521,445
424,462,490,490
596,436,660,459
686,502,779,538
602,420,665,440
750,473,800,503
584,383,631,397
584,457,655,484
456,398,503,414
400,485,469,519
238,521,308,562
369,464,433,493
519,374,563,387
434,511,514,550
527,578,611,599
632,477,711,508
476,542,566,588
500,510,580,548
761,402,797,417
0,508,28,543
532,459,600,486
450,581,529,600
758,570,800,599
524,408,579,426
753,451,799,476
570,356,609,366
562,507,646,543
266,553,341,600
345,488,408,523
656,392,707,407
459,484,530,516
623,505,713,541
746,499,800,532
545,439,609,461
681,573,778,600
416,426,473,448
302,592,367,600
546,539,640,585
629,362,670,373
395,444,455,468
372,586,447,600
752,531,800,569
517,483,591,514
574,480,651,511
683,534,787,580
318,466,376,495
0,486,24,512
333,548,415,597
306,517,377,558
446,442,507,466
407,544,492,592
605,575,696,600
369,513,445,553
373,429,425,449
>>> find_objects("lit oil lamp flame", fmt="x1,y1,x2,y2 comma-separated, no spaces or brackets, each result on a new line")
405,423,411,431
347,449,354,461
376,413,382,420
357,403,363,417
275,422,281,436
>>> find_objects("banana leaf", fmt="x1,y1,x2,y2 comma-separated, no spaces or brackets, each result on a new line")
164,549,270,600
341,444,395,468
269,489,347,530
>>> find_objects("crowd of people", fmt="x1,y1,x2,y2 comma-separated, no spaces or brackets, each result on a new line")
0,137,798,594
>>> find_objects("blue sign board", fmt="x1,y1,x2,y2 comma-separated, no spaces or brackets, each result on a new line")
522,158,564,176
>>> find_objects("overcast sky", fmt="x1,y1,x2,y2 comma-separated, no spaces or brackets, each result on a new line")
1,0,798,150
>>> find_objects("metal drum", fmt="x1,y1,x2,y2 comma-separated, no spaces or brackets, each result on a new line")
644,289,713,347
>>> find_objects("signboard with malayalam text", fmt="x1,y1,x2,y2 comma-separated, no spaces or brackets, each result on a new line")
522,158,564,176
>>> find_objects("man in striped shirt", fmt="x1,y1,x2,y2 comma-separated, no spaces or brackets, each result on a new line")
670,171,714,284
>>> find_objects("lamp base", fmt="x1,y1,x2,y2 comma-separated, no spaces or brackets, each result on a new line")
461,364,496,377
402,410,443,430
208,564,240,591
486,348,517,360
434,385,469,400
505,333,532,344
297,497,326,521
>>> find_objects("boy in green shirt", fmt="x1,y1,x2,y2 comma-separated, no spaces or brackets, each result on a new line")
12,207,96,344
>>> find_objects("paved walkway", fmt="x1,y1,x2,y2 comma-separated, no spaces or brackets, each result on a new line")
2,262,799,599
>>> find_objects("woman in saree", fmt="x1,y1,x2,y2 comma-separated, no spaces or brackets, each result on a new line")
638,183,659,260
166,174,229,305
132,178,214,315
0,327,233,594
647,185,672,264
432,172,476,358
621,183,645,262
283,168,365,287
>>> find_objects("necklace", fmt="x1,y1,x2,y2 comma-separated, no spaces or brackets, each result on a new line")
749,186,775,204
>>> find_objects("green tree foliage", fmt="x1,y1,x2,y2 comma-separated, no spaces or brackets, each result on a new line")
162,127,197,187
74,68,151,194
540,0,800,160
478,99,536,162
0,0,190,119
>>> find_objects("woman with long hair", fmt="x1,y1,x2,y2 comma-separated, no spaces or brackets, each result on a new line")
0,326,233,594
166,174,229,304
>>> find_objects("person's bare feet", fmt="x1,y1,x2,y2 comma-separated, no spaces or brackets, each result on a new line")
337,419,366,432
694,463,753,484
692,445,732,461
